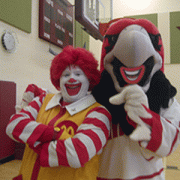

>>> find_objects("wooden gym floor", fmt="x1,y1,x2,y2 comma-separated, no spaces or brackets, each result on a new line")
0,160,21,180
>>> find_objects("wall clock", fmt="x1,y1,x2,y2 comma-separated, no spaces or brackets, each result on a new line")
1,31,17,53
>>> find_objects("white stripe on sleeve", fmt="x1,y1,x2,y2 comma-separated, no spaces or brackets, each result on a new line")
74,133,96,160
86,111,110,131
77,124,107,147
19,121,40,142
23,105,38,120
156,117,178,156
48,141,59,167
65,138,81,168
92,127,107,147
6,115,27,142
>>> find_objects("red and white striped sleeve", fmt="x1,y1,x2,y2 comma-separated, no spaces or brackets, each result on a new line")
6,93,55,148
139,98,180,159
15,84,48,112
39,106,112,168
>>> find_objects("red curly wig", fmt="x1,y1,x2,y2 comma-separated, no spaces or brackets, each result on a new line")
50,46,101,91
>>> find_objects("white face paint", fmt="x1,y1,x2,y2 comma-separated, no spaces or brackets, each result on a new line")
60,65,90,103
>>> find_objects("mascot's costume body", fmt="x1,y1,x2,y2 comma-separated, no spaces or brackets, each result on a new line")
92,18,180,179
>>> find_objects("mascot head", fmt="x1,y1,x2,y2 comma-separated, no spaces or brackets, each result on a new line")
100,18,164,92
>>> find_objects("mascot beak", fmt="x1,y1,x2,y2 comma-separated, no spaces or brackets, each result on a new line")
106,24,162,67
114,25,161,67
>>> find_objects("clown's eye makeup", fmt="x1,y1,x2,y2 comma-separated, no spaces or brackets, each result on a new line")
74,70,84,76
62,72,70,77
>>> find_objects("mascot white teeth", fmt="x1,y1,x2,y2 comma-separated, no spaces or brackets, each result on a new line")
92,18,180,180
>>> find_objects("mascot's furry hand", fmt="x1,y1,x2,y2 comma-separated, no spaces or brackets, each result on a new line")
109,84,152,141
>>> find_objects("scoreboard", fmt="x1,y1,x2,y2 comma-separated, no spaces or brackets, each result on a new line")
39,0,73,48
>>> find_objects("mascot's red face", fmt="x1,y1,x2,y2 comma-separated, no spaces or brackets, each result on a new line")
100,18,164,92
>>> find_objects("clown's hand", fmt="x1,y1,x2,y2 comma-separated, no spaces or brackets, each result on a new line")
109,84,152,141
16,84,49,112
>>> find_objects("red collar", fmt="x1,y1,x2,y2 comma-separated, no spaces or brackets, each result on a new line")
60,99,71,107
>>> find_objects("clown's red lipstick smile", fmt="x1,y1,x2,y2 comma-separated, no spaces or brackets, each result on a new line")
65,83,82,96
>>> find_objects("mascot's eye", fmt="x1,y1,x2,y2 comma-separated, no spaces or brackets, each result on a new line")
109,34,119,44
111,36,117,43
148,33,162,51
105,34,119,53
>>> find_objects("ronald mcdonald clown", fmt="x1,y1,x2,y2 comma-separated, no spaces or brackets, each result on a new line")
6,46,112,180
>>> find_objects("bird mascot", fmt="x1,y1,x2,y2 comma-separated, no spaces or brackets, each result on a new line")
92,18,180,180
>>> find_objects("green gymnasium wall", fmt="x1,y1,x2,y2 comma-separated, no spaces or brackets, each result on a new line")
75,21,89,50
127,13,180,64
170,11,180,64
0,0,32,33
127,13,158,27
